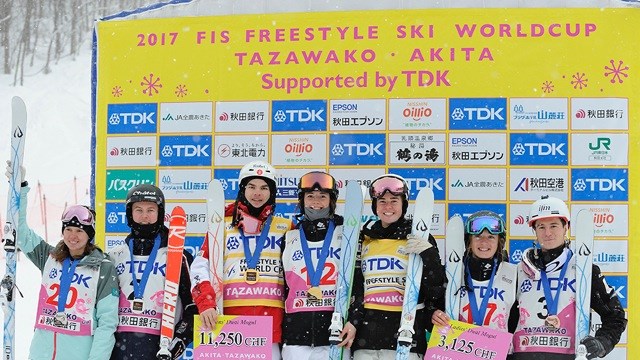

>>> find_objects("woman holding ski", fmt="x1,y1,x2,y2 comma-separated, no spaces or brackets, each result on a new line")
349,174,445,360
281,171,356,360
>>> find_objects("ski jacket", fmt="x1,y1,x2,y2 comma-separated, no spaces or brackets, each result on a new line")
190,206,293,343
282,216,344,346
108,226,197,360
457,257,517,331
510,247,626,359
348,218,445,355
17,187,119,360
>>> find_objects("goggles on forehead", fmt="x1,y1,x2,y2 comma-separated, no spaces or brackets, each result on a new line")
369,176,407,199
466,215,505,235
299,172,335,192
61,205,95,226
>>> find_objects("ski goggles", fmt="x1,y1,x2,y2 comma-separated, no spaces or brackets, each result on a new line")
61,205,95,227
299,172,335,192
369,176,407,199
465,215,505,235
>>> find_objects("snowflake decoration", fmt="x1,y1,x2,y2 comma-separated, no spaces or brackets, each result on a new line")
541,81,554,93
175,84,188,97
174,84,187,97
112,85,123,97
570,72,588,90
604,59,629,84
141,73,163,96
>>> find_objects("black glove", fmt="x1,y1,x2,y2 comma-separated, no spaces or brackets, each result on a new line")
169,319,191,359
580,336,606,359
168,337,186,360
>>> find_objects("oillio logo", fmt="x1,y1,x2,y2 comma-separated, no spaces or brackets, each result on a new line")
593,212,614,228
285,142,313,157
403,106,432,120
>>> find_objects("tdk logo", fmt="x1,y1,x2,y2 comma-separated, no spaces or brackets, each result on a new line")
272,100,327,132
213,169,240,200
329,134,385,165
390,167,446,200
363,257,405,271
510,133,568,166
449,98,507,130
107,103,157,134
159,136,212,167
571,168,628,201
105,203,128,233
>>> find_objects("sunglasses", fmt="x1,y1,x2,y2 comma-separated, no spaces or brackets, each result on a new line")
61,205,95,226
465,215,505,235
369,176,407,199
299,172,335,192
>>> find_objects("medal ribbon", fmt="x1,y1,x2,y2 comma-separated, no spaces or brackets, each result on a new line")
465,258,498,326
57,258,80,313
299,221,335,287
540,252,572,316
128,234,161,299
239,216,273,270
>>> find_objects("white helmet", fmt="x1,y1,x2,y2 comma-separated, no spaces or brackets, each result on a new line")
528,195,570,227
239,161,276,184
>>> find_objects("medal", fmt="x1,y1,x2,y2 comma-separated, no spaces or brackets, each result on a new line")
54,312,68,327
245,269,259,285
544,315,560,330
307,286,323,300
132,299,144,312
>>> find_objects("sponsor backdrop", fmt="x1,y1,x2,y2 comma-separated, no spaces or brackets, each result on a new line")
94,9,638,357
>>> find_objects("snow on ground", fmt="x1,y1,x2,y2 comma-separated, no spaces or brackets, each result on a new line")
0,49,93,360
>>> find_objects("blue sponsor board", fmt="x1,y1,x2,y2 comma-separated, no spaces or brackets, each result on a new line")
184,236,204,258
330,134,386,165
571,168,628,201
105,202,128,233
508,239,533,264
272,100,327,131
449,98,507,130
107,103,157,134
273,202,300,225
447,203,506,223
389,167,446,201
213,169,241,201
159,135,212,167
509,133,568,165
605,275,627,308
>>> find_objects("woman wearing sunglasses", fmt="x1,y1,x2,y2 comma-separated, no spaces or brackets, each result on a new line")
281,171,356,360
190,161,293,360
431,211,517,336
349,174,445,360
511,196,626,360
7,163,119,360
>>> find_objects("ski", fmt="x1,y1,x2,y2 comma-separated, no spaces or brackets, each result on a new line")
206,179,225,311
444,215,464,320
2,96,27,360
157,206,187,360
328,180,364,360
574,209,594,360
396,187,434,360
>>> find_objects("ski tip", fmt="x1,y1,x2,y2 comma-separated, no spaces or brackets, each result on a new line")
575,209,594,226
12,96,26,110
170,205,186,218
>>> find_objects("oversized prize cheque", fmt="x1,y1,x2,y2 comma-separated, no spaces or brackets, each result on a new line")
194,315,272,359
425,319,512,360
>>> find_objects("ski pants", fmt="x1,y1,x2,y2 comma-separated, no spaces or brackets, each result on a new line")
353,349,423,360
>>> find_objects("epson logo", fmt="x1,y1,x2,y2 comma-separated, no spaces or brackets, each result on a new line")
332,104,358,111
512,142,566,156
332,143,383,156
451,137,477,145
108,112,155,125
273,109,324,122
573,178,625,192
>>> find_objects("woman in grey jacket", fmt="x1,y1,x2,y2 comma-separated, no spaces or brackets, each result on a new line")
12,167,119,360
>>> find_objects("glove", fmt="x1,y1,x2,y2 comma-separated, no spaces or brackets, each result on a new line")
405,233,433,254
169,337,186,360
169,319,192,359
5,160,25,184
580,336,606,359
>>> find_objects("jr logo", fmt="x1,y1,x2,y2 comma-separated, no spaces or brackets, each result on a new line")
589,137,611,150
